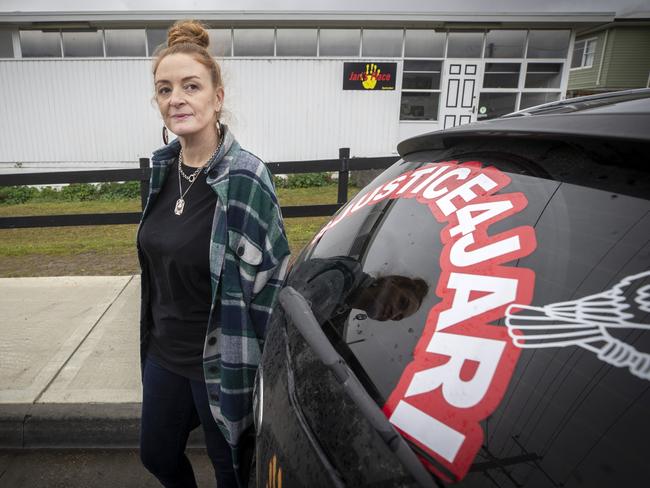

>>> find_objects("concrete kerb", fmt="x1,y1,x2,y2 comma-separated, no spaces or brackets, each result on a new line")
0,404,29,448
0,403,206,449
25,403,143,449
0,403,140,449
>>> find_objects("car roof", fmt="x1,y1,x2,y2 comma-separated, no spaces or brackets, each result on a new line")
397,88,650,157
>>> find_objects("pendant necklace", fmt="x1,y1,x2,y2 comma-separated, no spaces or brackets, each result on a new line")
174,135,223,216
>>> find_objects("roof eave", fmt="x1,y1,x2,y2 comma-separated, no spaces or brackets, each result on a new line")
0,10,615,27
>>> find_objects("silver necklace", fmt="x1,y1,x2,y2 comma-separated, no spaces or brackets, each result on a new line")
174,137,223,216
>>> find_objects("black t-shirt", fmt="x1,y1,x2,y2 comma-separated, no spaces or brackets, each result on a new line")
138,161,216,381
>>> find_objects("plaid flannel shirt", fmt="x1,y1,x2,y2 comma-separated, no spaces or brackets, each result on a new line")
137,125,290,463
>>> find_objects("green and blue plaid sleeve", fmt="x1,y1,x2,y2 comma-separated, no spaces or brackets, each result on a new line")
217,151,290,452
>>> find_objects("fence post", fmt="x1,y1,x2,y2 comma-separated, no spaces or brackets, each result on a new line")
139,158,150,211
337,147,350,205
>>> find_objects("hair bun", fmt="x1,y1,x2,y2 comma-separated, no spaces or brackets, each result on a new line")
167,20,210,49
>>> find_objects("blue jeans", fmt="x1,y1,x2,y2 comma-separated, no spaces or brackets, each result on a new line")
139,357,238,488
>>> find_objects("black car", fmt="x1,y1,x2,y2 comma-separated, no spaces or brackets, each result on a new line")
252,89,650,487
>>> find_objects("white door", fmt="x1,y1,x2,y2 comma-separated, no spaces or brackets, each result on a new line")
441,61,482,129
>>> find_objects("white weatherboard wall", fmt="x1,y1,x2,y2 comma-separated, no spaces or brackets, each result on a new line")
221,59,402,161
0,59,161,164
0,58,402,166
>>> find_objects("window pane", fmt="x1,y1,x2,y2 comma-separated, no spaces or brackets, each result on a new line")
402,73,441,90
527,30,570,58
404,60,442,72
404,30,445,58
20,30,61,57
402,60,442,89
147,28,167,56
233,29,274,56
319,29,360,56
105,29,145,56
571,40,585,68
208,29,232,57
483,63,520,88
0,30,14,58
277,29,317,56
362,29,402,57
477,92,517,119
520,92,560,109
583,39,597,67
525,63,563,88
447,32,483,58
484,30,526,58
400,92,439,120
62,31,103,57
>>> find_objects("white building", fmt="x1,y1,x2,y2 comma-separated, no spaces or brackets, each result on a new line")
0,1,645,169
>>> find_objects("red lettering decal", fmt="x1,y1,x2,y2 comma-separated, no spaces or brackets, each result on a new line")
377,162,537,482
372,174,410,203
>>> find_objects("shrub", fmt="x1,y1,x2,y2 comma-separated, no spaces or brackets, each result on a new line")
97,181,141,200
1,172,340,206
0,181,144,205
0,186,39,204
285,172,332,188
60,183,98,201
273,175,288,189
38,187,63,201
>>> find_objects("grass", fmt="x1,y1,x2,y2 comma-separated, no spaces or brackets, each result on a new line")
0,185,359,277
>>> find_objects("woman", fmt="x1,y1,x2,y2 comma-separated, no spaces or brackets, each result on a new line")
136,20,290,487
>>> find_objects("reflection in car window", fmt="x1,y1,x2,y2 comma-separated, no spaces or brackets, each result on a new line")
290,162,444,400
289,256,428,327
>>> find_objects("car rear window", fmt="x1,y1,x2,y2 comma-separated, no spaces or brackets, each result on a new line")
287,145,650,485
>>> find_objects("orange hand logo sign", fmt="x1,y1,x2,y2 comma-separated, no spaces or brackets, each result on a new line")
266,455,282,488
362,63,380,90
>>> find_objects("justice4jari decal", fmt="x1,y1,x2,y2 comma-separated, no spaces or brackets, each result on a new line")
506,270,650,380
315,161,537,482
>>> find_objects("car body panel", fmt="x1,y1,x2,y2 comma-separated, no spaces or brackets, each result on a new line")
255,90,650,487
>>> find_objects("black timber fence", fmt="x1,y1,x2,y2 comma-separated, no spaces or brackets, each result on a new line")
0,148,399,229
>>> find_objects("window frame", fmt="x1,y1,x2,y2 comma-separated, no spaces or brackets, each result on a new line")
524,61,564,89
19,29,63,58
61,30,104,58
103,28,147,58
570,37,598,71
361,28,404,58
276,28,318,57
318,28,362,58
400,58,444,122
482,62,522,89
403,29,446,58
483,29,527,59
526,29,571,59
0,29,16,58
232,28,275,57
479,57,566,119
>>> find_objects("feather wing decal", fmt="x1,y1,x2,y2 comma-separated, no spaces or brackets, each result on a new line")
505,271,650,380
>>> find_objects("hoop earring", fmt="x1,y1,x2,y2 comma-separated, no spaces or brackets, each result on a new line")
162,126,169,145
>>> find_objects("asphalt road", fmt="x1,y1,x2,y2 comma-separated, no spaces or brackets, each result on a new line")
0,449,216,488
